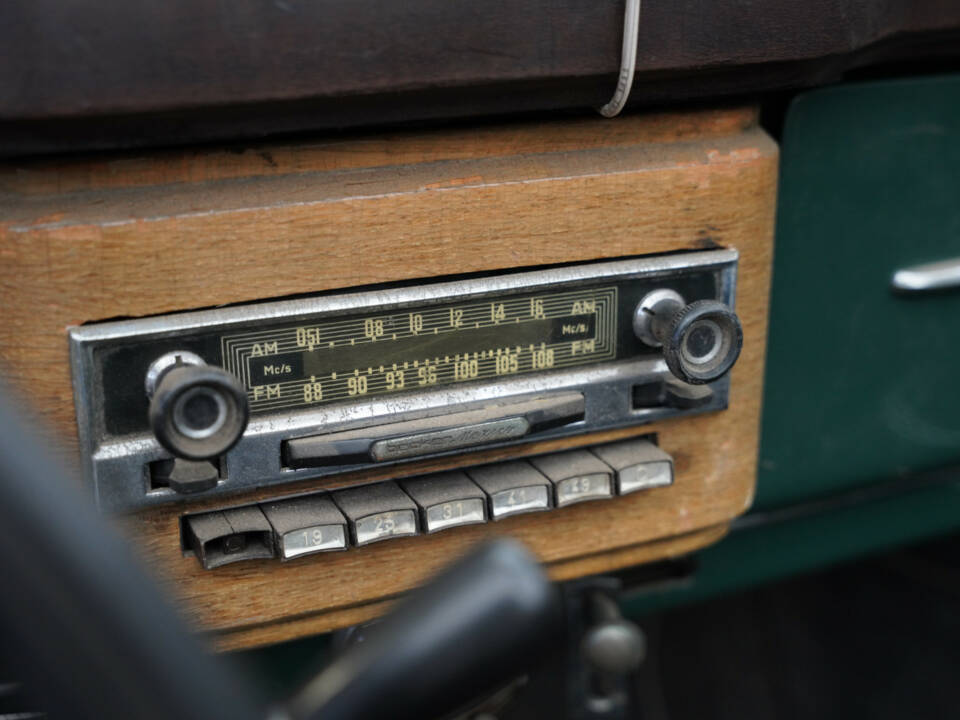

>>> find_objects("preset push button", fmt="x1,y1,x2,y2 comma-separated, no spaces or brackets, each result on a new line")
467,461,551,520
591,439,673,495
333,481,419,546
261,495,348,560
401,471,487,533
529,449,613,507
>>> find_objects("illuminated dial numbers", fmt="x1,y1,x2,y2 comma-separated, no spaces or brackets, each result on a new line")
453,355,479,382
225,286,617,412
363,318,385,340
531,345,555,370
494,349,519,376
385,369,405,390
303,376,324,403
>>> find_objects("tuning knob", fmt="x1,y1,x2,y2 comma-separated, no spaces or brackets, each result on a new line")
146,352,249,461
633,290,743,385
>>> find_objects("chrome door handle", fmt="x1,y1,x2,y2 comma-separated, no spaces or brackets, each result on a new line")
891,257,960,293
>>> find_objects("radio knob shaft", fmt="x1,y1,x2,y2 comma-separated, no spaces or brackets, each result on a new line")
633,291,743,385
146,355,249,461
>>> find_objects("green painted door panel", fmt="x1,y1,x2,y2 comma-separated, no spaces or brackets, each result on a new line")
757,73,960,511
623,470,960,618
620,74,960,619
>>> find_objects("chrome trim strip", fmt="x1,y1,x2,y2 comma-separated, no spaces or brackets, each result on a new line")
68,249,738,343
891,257,960,293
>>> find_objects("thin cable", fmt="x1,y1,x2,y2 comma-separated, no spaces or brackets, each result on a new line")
598,0,641,118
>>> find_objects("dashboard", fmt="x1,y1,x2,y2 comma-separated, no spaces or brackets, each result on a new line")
0,107,775,649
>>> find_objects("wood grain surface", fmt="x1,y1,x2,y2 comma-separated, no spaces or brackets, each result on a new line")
0,107,776,648
0,108,757,196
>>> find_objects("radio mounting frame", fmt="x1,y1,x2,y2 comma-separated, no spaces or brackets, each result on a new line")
69,248,738,513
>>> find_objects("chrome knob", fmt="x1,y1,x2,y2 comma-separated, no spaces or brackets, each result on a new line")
146,353,249,460
634,290,743,385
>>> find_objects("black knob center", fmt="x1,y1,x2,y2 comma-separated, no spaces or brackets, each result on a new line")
174,387,227,438
683,320,722,361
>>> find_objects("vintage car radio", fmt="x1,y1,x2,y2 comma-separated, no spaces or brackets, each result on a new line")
69,248,741,513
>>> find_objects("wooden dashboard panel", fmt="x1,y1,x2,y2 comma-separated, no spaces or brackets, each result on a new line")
0,107,776,649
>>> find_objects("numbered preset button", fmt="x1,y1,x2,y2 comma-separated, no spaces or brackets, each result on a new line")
401,471,488,533
590,438,674,495
466,461,552,520
261,495,348,560
529,449,613,507
332,481,419,546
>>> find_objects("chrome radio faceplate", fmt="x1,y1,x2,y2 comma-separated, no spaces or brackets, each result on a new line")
70,249,740,512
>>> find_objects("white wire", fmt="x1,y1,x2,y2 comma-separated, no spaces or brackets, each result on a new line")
598,0,641,118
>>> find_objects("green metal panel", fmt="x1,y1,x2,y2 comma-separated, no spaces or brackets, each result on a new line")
622,73,960,617
757,73,960,511
623,473,960,617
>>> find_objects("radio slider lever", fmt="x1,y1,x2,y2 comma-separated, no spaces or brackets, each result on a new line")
150,457,219,494
631,377,714,410
663,377,713,409
283,392,584,469
184,506,275,569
